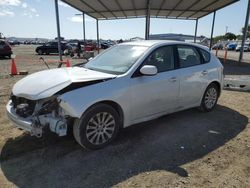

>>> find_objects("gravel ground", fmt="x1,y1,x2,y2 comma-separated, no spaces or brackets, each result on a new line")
0,45,249,188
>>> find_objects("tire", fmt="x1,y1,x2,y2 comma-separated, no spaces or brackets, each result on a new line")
37,49,43,55
199,83,219,112
73,104,121,149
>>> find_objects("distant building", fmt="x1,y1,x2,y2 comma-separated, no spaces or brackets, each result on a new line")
130,37,144,41
149,33,206,43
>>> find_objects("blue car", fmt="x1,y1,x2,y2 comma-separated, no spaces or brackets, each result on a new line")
227,43,237,50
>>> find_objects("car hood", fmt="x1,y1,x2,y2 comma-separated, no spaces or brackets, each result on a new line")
12,67,116,100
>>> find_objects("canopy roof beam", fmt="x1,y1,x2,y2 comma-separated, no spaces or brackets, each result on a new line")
96,0,117,18
79,0,107,19
177,0,202,18
114,0,127,18
166,0,184,17
62,0,238,20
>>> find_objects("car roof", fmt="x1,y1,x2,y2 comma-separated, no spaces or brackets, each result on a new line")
119,40,209,51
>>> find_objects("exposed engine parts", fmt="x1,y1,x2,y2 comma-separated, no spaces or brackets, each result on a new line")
11,95,68,138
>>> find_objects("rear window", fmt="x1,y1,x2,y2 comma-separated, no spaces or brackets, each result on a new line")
199,49,210,63
177,45,201,68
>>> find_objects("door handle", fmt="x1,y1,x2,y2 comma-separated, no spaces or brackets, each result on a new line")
169,77,177,82
201,70,208,76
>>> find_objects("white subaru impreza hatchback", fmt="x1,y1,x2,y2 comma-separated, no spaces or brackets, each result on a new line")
6,40,223,149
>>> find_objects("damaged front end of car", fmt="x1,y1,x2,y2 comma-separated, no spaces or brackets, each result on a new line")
6,94,71,138
6,66,117,138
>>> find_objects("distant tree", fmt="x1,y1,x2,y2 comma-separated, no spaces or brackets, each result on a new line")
213,35,225,43
225,32,236,40
237,35,243,40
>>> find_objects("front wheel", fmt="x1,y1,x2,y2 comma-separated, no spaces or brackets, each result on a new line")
73,104,121,149
37,49,43,55
200,83,219,112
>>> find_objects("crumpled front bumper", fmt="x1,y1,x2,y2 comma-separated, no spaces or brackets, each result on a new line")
6,100,32,132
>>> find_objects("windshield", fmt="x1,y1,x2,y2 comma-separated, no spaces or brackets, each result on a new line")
85,45,148,75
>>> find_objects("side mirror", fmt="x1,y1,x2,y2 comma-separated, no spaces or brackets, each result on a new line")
140,65,157,76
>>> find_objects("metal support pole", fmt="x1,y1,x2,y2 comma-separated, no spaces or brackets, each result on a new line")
209,11,216,50
83,13,86,43
239,0,250,63
145,0,150,40
54,0,62,63
96,19,100,54
194,19,198,43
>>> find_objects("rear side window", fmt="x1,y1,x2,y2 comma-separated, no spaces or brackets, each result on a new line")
199,49,210,63
177,45,201,68
0,41,6,48
144,46,175,73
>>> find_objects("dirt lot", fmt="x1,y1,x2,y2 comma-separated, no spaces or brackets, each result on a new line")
0,45,249,188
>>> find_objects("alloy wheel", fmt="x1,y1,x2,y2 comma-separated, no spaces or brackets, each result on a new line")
204,87,217,109
86,112,116,145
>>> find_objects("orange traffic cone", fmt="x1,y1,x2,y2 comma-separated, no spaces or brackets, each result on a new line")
65,59,71,67
10,58,18,75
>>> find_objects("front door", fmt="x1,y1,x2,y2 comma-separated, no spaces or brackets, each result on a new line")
130,45,179,121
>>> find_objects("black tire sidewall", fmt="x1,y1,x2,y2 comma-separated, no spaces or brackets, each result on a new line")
38,49,43,55
78,104,121,149
201,83,219,112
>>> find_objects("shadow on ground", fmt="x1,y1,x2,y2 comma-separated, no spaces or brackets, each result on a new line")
0,105,248,188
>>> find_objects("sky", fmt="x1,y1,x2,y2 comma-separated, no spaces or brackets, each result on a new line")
0,0,249,40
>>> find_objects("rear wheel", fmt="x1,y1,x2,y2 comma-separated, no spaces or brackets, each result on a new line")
73,104,121,149
200,83,219,112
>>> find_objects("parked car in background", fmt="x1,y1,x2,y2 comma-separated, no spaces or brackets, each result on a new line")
236,43,250,52
63,44,74,56
212,43,224,50
0,39,12,58
226,43,237,50
35,41,69,55
6,41,223,149
8,40,20,46
101,40,116,49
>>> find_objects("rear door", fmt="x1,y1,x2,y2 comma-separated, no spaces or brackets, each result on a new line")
130,45,180,120
176,45,209,108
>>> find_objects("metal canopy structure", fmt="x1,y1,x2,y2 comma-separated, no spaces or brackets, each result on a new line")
62,0,238,20
55,0,247,62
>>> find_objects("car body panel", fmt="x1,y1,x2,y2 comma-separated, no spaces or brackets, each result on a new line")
7,40,223,136
129,70,180,120
12,67,116,100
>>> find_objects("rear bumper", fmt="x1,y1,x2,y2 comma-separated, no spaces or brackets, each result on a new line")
6,101,32,132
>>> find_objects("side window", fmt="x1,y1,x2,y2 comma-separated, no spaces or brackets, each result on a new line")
177,45,201,68
199,48,210,63
0,41,5,48
144,46,175,73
